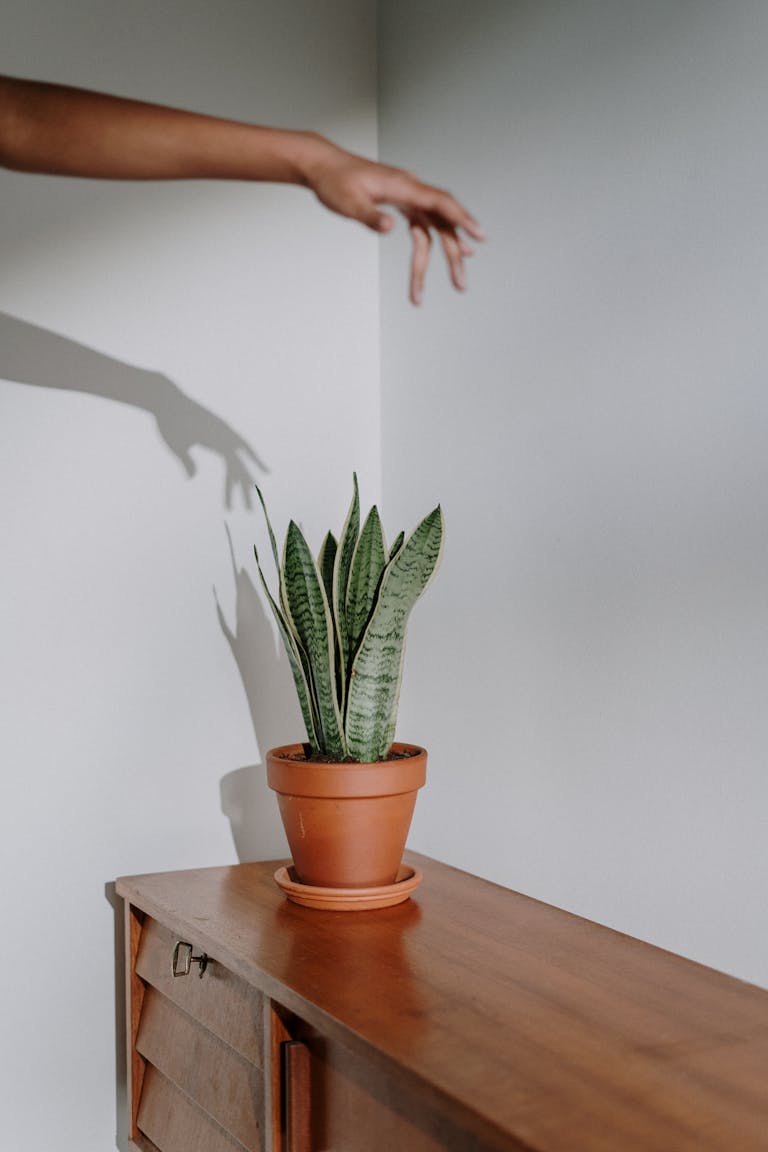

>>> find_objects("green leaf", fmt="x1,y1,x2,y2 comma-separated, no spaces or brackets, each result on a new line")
346,506,444,761
332,474,360,714
253,546,320,754
317,532,338,612
254,488,320,750
318,530,341,704
345,505,386,669
282,521,346,758
388,530,405,562
254,484,281,574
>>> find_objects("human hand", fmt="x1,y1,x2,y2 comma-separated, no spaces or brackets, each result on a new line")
304,140,485,305
0,78,483,304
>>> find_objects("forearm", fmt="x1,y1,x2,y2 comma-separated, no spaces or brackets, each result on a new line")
0,75,330,183
0,74,483,304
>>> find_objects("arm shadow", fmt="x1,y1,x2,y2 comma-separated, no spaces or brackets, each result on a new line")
216,524,300,862
0,311,267,507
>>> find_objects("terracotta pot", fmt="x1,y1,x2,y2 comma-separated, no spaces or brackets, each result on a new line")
266,742,427,889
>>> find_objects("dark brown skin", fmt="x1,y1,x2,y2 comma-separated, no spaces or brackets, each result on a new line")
0,75,485,305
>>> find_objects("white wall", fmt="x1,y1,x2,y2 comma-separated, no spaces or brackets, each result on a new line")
379,0,768,988
5,6,768,1146
0,4,379,1150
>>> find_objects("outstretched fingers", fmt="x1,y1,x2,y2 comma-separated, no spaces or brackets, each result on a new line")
398,177,485,241
439,225,467,293
320,154,484,303
409,219,433,306
394,179,483,304
408,213,479,305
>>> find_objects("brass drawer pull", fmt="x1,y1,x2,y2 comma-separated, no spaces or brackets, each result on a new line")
171,940,209,978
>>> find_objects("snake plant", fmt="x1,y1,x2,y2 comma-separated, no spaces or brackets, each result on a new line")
254,476,444,762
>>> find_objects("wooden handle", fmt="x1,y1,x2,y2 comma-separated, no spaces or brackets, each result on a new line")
284,1040,311,1152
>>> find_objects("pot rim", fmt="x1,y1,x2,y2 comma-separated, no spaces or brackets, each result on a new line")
266,742,427,799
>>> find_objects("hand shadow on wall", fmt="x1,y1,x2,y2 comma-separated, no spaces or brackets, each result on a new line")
0,311,266,506
216,525,299,862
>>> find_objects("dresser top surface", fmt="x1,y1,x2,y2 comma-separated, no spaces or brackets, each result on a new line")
117,853,768,1152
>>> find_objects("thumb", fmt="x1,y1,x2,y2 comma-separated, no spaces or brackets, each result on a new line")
359,207,395,234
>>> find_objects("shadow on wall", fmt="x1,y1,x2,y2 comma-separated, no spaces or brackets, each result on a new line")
216,524,298,862
3,310,290,1139
0,311,266,507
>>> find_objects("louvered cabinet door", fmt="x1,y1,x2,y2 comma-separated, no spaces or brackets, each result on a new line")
125,909,267,1152
274,1011,463,1152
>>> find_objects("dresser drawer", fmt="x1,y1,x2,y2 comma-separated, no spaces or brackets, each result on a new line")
135,916,263,1066
138,1063,250,1152
129,912,266,1152
136,986,263,1150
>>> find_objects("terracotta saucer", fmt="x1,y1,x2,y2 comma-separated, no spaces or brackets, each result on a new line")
273,863,422,911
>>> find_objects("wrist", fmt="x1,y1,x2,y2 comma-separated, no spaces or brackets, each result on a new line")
287,130,344,189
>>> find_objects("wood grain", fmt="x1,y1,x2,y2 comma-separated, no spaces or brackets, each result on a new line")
135,916,263,1066
118,855,768,1152
137,1063,248,1152
283,1041,310,1152
136,986,263,1151
124,902,147,1145
292,1017,464,1152
268,1001,293,1152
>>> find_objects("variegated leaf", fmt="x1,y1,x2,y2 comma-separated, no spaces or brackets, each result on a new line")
253,545,320,754
332,474,360,714
317,531,338,609
388,530,405,562
345,505,386,667
346,506,444,760
318,531,341,702
282,520,346,758
254,484,281,573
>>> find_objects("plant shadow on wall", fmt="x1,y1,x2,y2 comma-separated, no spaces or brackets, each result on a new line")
0,312,266,506
215,524,297,861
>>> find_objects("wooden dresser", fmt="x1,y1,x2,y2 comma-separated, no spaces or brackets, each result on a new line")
116,853,768,1152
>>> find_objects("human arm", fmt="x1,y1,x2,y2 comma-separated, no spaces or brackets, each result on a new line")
0,75,484,303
